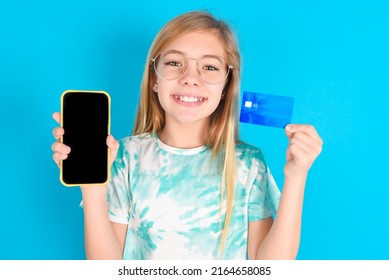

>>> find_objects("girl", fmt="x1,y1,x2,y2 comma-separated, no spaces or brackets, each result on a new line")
52,11,322,260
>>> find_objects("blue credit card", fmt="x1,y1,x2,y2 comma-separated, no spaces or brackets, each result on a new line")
239,91,294,128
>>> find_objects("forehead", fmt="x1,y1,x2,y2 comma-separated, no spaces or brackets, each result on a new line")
161,30,225,58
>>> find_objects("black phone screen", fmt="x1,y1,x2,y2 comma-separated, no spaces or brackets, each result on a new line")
61,91,110,185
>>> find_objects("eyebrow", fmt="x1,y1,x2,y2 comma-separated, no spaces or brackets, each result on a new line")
163,49,225,60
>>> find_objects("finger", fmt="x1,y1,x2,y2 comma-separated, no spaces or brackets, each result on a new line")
51,142,71,154
286,124,322,143
106,135,119,151
52,112,61,124
52,127,65,141
288,135,322,162
288,143,308,161
289,136,312,156
52,152,69,167
53,152,69,162
292,131,322,154
52,153,59,166
106,135,119,165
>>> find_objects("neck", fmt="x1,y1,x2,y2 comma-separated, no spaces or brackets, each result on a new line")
157,121,209,149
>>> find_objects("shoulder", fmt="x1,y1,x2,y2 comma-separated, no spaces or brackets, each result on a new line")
236,141,268,171
115,133,155,158
236,141,266,161
118,133,153,148
119,132,152,143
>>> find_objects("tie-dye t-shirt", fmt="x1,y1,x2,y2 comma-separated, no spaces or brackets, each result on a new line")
107,133,280,260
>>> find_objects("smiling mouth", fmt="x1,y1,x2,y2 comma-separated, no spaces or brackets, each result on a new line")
172,95,207,103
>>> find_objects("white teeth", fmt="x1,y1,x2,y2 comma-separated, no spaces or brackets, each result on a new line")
175,95,204,103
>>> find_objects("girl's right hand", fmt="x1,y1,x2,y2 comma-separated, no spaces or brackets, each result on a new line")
51,112,119,173
51,112,70,167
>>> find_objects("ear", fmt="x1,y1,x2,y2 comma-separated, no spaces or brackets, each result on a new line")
153,82,158,93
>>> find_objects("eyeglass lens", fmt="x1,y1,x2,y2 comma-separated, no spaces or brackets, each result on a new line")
154,52,229,84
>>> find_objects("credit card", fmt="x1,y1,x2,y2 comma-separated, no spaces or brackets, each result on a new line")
239,91,294,128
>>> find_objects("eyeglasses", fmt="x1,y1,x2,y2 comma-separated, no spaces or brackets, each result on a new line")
151,51,233,85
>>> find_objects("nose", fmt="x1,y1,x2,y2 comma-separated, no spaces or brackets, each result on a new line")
179,58,201,86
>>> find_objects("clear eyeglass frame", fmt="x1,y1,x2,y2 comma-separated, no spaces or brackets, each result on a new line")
151,52,234,85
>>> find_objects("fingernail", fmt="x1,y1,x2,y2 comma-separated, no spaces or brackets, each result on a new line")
286,124,292,131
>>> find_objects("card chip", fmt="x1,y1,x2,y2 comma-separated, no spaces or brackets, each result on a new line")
245,101,252,108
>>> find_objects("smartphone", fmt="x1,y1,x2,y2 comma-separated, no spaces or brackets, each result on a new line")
60,90,111,186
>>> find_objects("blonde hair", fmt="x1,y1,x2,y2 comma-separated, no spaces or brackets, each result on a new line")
133,11,241,254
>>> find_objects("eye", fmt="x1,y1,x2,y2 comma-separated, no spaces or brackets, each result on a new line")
203,65,219,71
168,61,180,66
165,60,183,67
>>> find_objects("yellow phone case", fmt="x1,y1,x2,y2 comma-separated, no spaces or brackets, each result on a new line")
59,90,111,187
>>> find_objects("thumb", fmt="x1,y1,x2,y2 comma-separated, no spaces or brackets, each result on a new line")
285,124,294,140
106,135,119,165
52,112,61,124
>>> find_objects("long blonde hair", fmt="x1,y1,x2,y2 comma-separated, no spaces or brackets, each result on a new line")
133,11,241,253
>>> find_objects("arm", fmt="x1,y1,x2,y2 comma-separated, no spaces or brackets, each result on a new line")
81,133,125,259
82,186,127,259
253,175,307,259
52,112,125,259
248,124,322,260
247,177,305,260
247,218,273,260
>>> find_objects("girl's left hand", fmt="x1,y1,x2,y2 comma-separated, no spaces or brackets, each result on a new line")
284,124,323,179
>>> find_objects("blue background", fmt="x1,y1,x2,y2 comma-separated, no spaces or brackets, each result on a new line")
1,0,388,259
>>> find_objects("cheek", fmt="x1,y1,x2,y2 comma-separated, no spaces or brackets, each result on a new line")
154,83,172,109
209,84,224,99
207,88,225,111
155,78,171,93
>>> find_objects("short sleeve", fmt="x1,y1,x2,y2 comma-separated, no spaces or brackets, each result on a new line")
248,166,281,222
107,139,131,224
